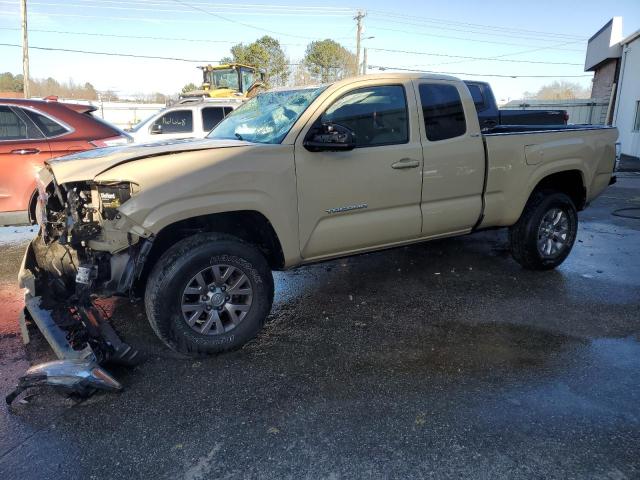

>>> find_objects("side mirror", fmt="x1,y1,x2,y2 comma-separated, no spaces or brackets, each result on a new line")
150,123,162,135
304,123,356,152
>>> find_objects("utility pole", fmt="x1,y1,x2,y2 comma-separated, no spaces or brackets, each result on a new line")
362,48,368,75
354,10,366,76
21,0,30,98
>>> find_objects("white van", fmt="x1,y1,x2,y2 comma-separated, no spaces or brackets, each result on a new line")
127,99,241,143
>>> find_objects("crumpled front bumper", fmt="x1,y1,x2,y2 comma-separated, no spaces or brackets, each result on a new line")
18,240,92,360
9,239,132,405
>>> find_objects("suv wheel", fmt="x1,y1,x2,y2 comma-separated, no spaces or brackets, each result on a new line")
509,190,578,270
145,233,274,355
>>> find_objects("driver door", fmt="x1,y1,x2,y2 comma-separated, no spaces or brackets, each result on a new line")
294,80,424,260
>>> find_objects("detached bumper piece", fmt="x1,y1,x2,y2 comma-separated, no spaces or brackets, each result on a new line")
5,359,122,405
7,241,139,406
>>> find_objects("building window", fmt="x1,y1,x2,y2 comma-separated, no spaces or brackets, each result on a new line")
634,100,640,132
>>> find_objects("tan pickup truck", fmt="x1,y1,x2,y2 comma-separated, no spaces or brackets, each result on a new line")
19,73,618,364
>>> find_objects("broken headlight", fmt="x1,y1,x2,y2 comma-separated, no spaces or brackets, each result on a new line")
97,182,135,220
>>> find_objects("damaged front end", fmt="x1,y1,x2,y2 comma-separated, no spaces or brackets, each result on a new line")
8,167,152,405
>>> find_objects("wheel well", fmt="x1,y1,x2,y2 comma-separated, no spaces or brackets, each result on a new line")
135,211,284,292
533,170,586,210
27,189,38,224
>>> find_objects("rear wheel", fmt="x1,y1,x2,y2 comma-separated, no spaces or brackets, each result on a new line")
509,190,578,270
145,233,274,355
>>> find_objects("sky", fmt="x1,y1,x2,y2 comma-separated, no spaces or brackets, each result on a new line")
0,0,639,101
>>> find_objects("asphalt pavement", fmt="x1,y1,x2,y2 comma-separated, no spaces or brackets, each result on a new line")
0,176,639,479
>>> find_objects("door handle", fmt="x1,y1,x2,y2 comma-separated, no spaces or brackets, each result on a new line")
391,158,420,169
11,148,40,155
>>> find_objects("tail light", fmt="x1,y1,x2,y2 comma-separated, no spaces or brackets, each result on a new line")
90,135,132,148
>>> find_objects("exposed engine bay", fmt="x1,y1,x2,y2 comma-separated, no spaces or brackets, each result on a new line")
7,167,152,405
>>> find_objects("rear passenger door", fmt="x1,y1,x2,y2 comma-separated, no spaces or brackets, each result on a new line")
414,81,485,236
0,105,52,216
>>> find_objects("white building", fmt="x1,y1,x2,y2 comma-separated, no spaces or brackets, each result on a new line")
585,18,640,159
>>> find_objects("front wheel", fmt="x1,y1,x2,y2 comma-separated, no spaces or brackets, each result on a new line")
509,190,578,270
145,233,274,355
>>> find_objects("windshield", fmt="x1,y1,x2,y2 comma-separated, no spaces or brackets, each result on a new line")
205,69,239,91
207,86,327,144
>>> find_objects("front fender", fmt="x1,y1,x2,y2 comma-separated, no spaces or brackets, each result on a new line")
131,191,300,266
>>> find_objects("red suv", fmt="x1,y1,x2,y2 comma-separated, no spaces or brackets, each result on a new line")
0,98,131,226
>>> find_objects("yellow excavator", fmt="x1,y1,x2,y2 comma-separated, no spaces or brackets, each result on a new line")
181,63,266,100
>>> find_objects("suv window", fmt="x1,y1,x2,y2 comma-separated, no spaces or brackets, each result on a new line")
321,85,408,147
0,106,29,140
23,109,68,137
202,107,225,131
419,84,467,141
152,110,193,134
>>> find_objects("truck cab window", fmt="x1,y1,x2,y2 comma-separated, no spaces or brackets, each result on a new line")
321,85,408,147
419,84,467,141
466,84,486,111
152,110,193,134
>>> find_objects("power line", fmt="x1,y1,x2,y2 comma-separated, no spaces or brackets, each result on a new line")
424,40,583,68
0,0,353,17
368,64,592,78
169,0,327,39
0,42,223,63
367,10,587,40
0,26,316,47
367,47,583,65
0,10,354,39
24,0,355,12
0,42,592,79
366,26,584,52
368,18,587,43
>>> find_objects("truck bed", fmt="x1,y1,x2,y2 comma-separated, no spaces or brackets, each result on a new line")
479,125,618,229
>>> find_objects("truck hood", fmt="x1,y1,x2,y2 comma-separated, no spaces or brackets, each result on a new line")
46,138,252,183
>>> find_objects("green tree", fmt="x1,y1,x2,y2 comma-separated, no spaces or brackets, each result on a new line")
302,39,356,84
0,72,23,92
227,35,289,87
181,82,198,94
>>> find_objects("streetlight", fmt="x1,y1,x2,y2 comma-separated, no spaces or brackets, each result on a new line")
362,36,375,75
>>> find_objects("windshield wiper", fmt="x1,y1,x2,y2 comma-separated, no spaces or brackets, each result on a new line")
234,133,244,141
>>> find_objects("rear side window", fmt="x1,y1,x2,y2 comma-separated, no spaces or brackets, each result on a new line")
23,109,69,137
0,106,28,140
202,107,225,131
321,85,408,147
419,84,467,141
223,107,234,116
152,110,193,134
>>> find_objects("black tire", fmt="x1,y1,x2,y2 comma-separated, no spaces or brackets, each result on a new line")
509,190,578,270
144,233,274,355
